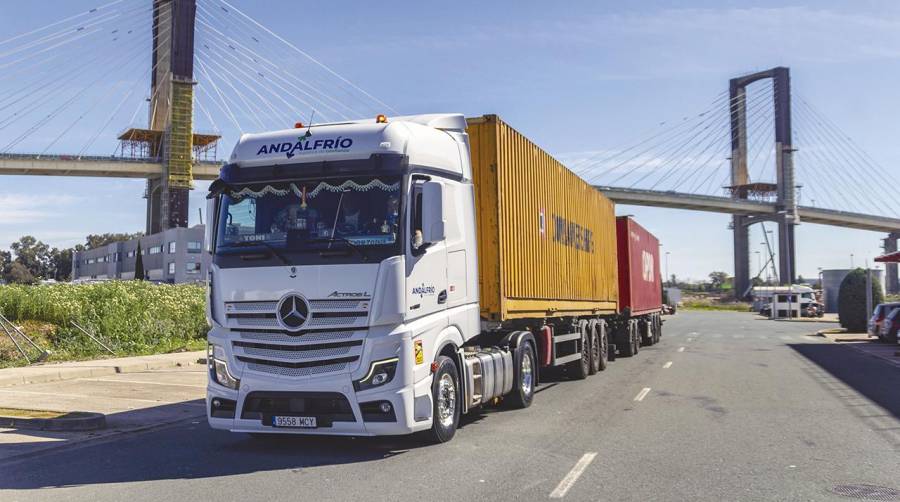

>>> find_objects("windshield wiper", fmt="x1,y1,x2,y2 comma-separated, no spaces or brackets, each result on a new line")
306,237,370,261
224,241,292,266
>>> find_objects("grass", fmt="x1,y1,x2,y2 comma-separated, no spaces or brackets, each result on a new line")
0,407,68,419
0,282,208,368
681,298,753,312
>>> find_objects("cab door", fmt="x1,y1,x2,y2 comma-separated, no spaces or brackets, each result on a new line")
405,177,449,321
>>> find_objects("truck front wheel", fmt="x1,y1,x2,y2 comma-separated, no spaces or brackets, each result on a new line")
427,356,461,443
506,341,536,409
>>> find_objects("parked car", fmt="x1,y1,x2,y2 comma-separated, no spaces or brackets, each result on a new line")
880,307,900,343
868,302,900,339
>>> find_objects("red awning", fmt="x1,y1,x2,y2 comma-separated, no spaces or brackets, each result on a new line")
875,251,900,263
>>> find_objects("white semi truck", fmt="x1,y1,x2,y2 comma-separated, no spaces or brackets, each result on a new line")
205,114,663,442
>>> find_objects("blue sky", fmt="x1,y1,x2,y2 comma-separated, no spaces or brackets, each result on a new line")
1,0,899,281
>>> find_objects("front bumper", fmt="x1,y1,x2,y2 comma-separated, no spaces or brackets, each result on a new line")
206,327,434,436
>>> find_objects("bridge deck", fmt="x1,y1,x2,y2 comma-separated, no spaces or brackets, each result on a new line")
0,154,220,181
595,186,900,233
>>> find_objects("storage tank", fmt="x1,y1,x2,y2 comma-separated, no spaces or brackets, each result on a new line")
467,115,619,321
821,268,885,313
616,216,662,315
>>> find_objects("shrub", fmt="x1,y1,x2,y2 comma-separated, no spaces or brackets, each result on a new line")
838,268,883,332
0,282,208,361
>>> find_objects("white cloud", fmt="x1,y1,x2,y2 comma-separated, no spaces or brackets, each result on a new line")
0,194,82,224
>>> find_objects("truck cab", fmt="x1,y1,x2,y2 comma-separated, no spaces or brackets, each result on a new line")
204,114,480,438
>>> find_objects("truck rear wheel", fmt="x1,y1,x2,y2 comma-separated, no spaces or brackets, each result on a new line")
566,320,591,380
506,341,536,409
597,320,609,371
426,356,461,443
588,320,600,375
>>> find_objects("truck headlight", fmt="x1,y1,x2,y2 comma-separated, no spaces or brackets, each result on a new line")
354,357,399,392
208,343,240,390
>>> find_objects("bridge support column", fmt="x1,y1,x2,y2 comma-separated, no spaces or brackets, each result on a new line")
773,67,797,285
146,0,196,234
885,232,900,293
733,215,751,298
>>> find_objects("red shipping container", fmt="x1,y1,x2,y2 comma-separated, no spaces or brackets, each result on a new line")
616,216,662,315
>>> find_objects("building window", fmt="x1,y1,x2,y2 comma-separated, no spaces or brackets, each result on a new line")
168,262,176,275
187,241,202,253
127,250,135,258
185,262,200,274
88,258,95,264
168,242,177,254
148,246,162,255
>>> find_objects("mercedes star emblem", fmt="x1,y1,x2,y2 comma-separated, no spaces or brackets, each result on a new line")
276,294,309,331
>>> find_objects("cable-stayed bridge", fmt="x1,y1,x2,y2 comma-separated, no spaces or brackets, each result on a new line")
0,0,897,295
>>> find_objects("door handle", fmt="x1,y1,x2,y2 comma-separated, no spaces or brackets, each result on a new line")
437,290,447,304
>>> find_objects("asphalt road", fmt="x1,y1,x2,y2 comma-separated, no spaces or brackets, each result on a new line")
2,311,899,501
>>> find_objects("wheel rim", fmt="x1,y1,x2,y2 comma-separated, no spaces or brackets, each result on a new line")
521,349,533,395
437,373,456,427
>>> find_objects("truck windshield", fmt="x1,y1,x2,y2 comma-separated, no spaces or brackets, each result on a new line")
215,175,402,262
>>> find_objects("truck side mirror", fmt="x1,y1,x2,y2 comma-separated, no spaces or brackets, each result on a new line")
421,181,446,243
205,197,217,254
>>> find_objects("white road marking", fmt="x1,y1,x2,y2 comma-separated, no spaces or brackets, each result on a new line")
677,347,685,352
85,378,207,389
663,361,673,369
634,387,651,401
549,452,598,498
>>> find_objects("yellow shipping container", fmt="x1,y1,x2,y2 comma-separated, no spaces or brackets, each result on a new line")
467,115,619,321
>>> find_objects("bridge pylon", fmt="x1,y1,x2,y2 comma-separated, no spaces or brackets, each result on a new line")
145,0,198,234
729,67,796,297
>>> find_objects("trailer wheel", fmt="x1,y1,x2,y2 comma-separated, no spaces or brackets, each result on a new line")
426,356,461,443
640,319,653,346
588,320,600,375
506,341,536,409
632,320,640,355
566,320,591,380
618,322,636,358
597,320,609,371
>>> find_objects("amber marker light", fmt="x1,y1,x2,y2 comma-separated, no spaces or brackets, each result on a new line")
376,114,388,124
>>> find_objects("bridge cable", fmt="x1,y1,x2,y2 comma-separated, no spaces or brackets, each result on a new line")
574,91,741,179
194,19,349,122
202,0,397,115
194,5,360,120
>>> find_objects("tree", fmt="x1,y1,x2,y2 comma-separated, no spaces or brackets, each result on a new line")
85,232,143,250
5,262,35,284
838,268,884,332
708,271,729,291
134,242,145,281
50,247,81,282
10,236,52,279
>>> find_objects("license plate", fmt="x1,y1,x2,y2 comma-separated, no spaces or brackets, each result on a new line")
272,416,317,428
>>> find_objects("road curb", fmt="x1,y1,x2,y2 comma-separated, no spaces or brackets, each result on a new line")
0,411,106,431
0,352,203,388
